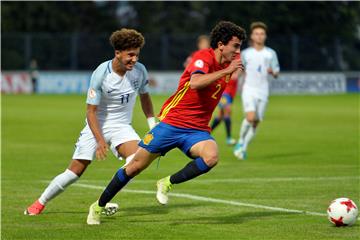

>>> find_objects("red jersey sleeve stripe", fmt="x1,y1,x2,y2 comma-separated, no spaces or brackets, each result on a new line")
159,81,191,120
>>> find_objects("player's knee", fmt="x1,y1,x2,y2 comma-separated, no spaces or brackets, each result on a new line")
224,106,231,116
69,159,91,177
125,159,145,177
246,115,257,125
203,154,218,168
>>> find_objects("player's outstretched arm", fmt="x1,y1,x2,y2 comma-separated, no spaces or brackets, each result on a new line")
190,58,244,90
139,93,156,129
86,104,108,160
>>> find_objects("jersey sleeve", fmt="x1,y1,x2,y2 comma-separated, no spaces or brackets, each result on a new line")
270,50,280,73
241,51,247,68
187,52,212,75
138,64,150,94
86,63,106,105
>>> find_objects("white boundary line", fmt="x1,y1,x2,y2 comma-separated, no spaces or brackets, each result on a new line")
73,183,327,217
78,176,360,184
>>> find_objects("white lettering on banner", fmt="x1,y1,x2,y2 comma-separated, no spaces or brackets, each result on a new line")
2,71,351,95
148,72,348,95
1,72,32,93
38,72,91,94
270,73,346,94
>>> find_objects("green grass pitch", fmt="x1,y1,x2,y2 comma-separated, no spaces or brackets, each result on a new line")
2,94,359,239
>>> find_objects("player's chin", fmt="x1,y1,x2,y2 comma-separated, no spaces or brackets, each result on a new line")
225,55,234,63
126,63,135,70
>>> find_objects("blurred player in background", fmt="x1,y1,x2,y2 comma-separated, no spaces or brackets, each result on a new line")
29,59,39,94
25,29,156,215
210,67,240,145
234,22,280,160
87,21,246,225
183,35,210,68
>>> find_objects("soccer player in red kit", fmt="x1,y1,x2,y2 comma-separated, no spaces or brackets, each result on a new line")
86,21,246,225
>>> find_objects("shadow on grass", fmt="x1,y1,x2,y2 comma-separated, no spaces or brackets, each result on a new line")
262,151,313,160
119,203,202,217
43,202,201,218
168,211,299,225
121,208,300,225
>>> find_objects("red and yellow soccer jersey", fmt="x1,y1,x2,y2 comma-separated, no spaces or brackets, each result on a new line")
159,48,231,132
223,78,238,99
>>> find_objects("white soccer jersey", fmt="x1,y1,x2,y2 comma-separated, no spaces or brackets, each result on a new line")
86,60,149,126
241,46,280,100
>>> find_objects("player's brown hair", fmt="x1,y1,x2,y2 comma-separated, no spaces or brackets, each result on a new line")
250,21,268,34
109,28,145,51
210,21,246,49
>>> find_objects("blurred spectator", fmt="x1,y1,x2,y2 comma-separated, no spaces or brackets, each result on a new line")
183,35,210,68
29,59,39,93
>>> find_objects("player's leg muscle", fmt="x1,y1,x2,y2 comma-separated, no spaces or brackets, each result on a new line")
246,111,257,124
189,139,219,167
68,159,91,177
125,147,160,177
116,140,139,159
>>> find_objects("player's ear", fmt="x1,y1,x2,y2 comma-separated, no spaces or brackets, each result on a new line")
114,50,122,58
217,41,224,51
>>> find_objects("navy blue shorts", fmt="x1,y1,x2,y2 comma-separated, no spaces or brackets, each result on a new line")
139,122,214,158
218,93,233,109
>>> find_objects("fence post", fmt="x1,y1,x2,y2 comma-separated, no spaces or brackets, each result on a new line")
24,33,32,69
70,32,78,70
291,34,299,70
161,34,169,70
334,37,343,70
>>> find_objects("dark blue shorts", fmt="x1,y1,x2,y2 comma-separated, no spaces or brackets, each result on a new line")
218,93,233,109
139,122,214,158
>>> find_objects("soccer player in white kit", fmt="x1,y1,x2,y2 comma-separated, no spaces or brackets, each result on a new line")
234,22,280,160
25,29,157,215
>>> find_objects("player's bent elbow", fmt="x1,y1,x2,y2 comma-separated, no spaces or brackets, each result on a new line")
189,80,200,90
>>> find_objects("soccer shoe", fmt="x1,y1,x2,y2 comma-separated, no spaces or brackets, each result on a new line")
24,200,45,216
156,176,172,205
234,143,247,160
102,202,119,216
87,201,104,225
226,137,236,146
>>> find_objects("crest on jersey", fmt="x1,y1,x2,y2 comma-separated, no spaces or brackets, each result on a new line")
88,88,97,99
143,133,154,145
194,59,204,68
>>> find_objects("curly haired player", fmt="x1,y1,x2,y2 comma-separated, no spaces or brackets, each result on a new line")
25,28,156,216
86,21,246,225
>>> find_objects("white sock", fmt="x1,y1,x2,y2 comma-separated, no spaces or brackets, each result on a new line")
38,169,79,205
238,119,252,144
243,127,256,151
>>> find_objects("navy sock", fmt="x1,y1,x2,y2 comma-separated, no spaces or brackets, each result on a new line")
170,158,212,184
98,168,131,207
211,117,221,131
224,116,232,138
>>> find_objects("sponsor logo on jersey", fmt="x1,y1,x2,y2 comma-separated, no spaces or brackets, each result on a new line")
143,133,154,145
194,59,204,68
89,88,97,99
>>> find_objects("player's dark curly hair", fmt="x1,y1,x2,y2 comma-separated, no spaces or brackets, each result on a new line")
210,21,246,49
110,28,145,51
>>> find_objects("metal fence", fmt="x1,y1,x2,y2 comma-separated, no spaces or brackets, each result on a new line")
2,32,359,71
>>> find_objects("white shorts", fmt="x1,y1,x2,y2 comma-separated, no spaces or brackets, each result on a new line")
72,124,141,161
241,92,268,121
